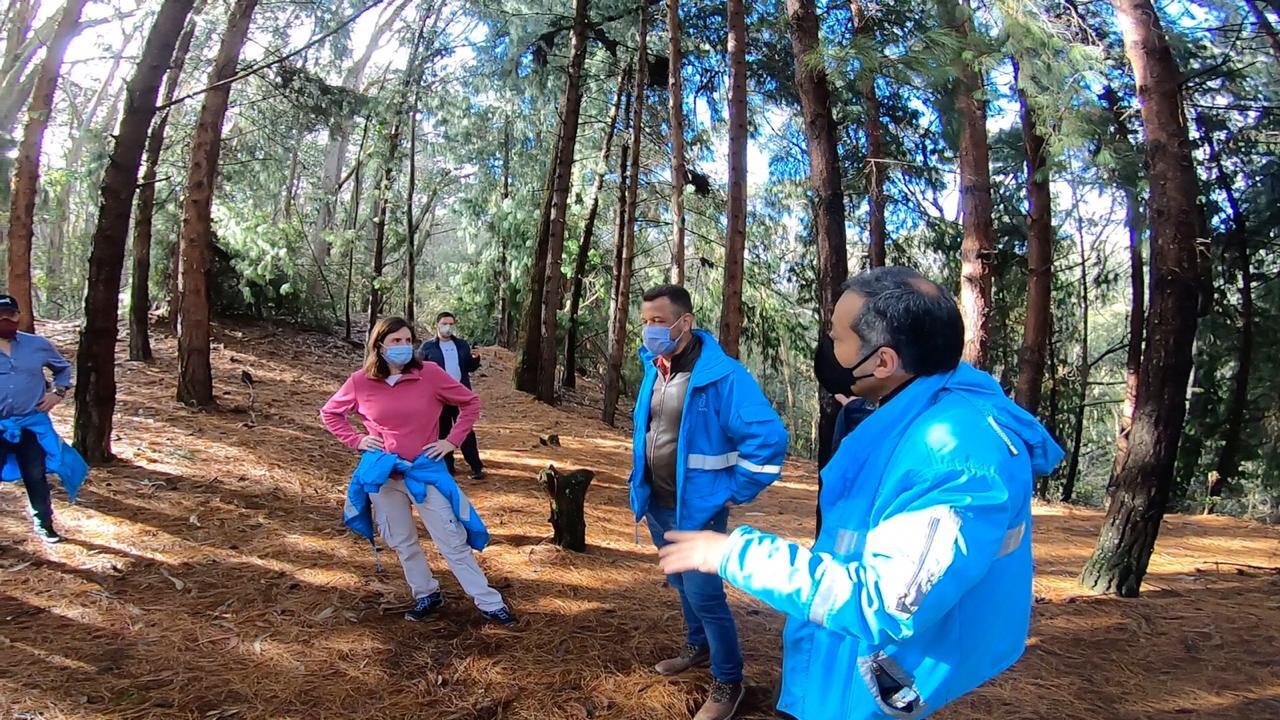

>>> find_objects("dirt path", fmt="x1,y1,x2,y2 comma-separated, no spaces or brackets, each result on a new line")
2,321,1278,719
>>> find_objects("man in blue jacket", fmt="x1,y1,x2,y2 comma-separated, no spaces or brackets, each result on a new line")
0,294,78,543
659,268,1064,720
631,284,789,720
419,312,485,479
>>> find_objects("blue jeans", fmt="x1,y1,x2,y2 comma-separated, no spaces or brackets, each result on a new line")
646,505,743,683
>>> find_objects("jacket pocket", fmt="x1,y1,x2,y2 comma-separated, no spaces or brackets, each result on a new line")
857,652,926,719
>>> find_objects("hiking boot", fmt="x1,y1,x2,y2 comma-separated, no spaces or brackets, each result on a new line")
404,592,444,621
470,468,486,480
693,679,744,720
34,523,62,544
654,642,710,676
480,605,517,626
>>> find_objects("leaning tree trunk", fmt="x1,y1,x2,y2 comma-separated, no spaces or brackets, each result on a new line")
1059,197,1090,504
176,0,259,407
850,0,887,268
130,1,202,362
719,0,749,359
5,0,87,333
564,68,627,390
1103,85,1145,478
74,0,197,463
788,0,848,469
539,466,595,552
1013,68,1053,417
531,0,593,405
1080,0,1204,597
602,31,646,428
515,125,565,392
667,0,687,284
939,0,996,369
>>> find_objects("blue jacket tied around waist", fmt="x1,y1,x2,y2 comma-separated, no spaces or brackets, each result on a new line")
0,413,88,502
344,450,489,551
719,363,1064,720
629,329,789,531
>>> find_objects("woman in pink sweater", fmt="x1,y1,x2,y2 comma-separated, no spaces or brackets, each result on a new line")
321,317,513,624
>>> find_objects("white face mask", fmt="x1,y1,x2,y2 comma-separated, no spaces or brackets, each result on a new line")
439,324,455,337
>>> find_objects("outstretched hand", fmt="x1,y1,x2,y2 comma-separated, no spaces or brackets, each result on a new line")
658,530,731,575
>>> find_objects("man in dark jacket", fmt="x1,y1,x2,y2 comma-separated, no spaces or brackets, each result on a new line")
418,312,484,479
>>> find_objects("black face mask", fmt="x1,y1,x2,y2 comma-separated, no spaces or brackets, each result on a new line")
847,344,886,388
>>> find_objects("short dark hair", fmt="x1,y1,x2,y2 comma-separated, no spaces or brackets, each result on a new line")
641,284,694,315
436,311,455,323
841,267,963,376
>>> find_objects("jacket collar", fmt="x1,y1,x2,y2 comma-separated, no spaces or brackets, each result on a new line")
639,329,733,388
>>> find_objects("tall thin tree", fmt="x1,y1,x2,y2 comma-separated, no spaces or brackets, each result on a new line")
719,0,749,358
667,0,687,284
850,0,887,267
5,0,87,332
74,0,197,462
1013,64,1053,416
1080,0,1204,597
130,0,204,362
564,67,628,390
176,0,260,406
603,26,647,427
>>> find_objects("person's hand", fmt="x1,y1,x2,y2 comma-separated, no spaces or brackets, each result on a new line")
423,439,457,460
36,392,62,413
357,435,384,451
658,530,731,575
834,393,852,406
471,349,481,359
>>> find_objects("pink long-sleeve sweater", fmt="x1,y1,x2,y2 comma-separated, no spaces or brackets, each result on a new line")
320,363,482,460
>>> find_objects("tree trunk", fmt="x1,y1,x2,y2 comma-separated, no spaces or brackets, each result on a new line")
1013,67,1053,417
515,120,565,392
939,0,995,369
368,13,428,333
788,0,848,469
849,0,886,268
5,0,87,332
130,1,202,362
530,0,593,404
1059,194,1089,503
176,0,259,407
564,68,627,390
1201,122,1252,502
667,0,687,284
495,121,515,349
74,0,196,462
602,30,646,427
1080,0,1204,597
540,466,595,552
1243,0,1280,63
1038,314,1060,500
308,0,405,301
404,109,418,326
719,0,749,358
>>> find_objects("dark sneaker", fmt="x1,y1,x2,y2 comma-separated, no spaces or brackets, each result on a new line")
470,468,485,480
480,605,517,626
694,679,744,720
404,592,444,621
34,524,62,544
654,642,711,676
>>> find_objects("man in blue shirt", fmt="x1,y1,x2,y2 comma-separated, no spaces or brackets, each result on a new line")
658,268,1063,720
419,312,485,479
0,294,73,543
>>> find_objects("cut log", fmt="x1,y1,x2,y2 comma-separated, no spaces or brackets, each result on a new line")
538,465,594,552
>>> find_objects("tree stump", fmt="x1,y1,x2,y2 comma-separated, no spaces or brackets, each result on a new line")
539,465,594,552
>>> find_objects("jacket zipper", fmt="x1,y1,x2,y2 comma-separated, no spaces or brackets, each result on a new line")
900,515,941,610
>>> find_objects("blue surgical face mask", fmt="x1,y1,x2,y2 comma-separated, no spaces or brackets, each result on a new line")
643,317,689,357
382,345,415,366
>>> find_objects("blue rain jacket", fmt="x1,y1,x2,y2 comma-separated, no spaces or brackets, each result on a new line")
0,413,88,501
629,330,789,531
343,450,489,551
719,363,1064,719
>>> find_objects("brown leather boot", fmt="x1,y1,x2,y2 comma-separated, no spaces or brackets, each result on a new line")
693,679,744,720
653,643,711,676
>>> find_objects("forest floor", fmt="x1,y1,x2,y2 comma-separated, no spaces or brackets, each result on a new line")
2,320,1278,720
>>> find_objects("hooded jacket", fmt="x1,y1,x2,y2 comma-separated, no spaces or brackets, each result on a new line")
719,363,1064,719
